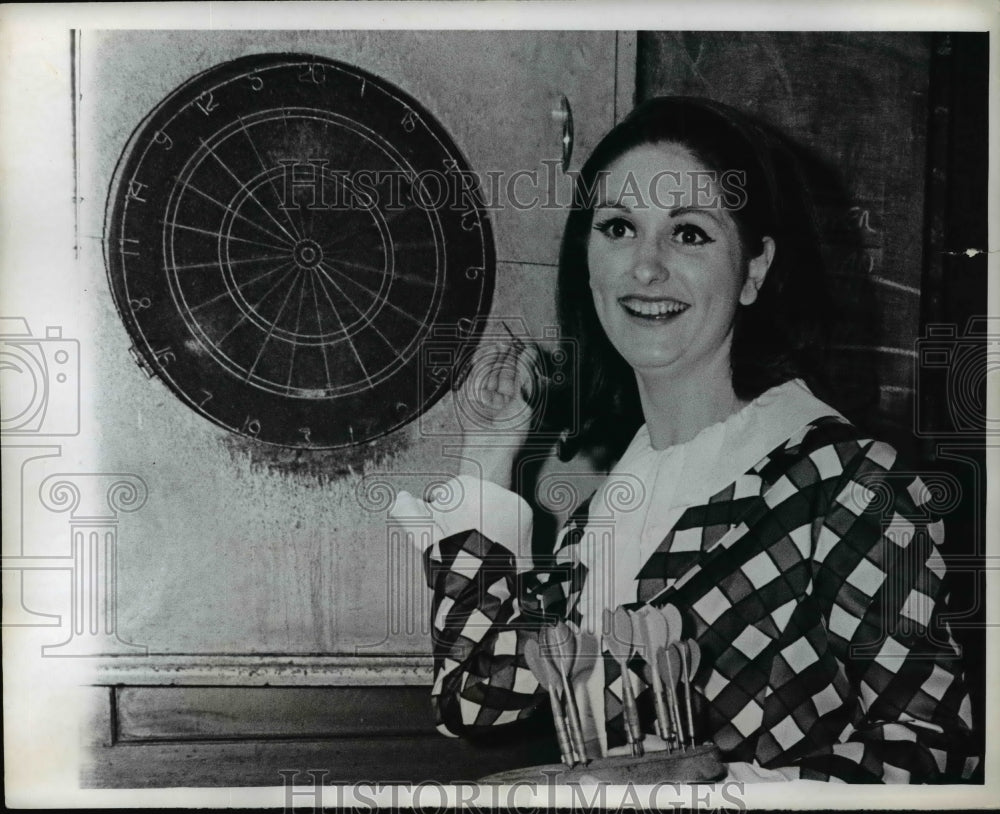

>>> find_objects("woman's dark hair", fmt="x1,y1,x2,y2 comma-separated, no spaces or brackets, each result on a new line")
552,96,832,464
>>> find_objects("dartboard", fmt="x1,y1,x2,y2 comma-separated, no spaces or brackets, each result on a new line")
105,53,494,448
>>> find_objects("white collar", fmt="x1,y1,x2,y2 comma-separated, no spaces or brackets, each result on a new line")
612,378,842,504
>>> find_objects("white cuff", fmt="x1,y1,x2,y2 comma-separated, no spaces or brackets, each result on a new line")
388,475,534,571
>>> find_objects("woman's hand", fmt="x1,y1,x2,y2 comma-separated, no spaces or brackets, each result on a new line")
454,331,542,489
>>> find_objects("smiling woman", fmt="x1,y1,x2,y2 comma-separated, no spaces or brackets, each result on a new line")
586,142,775,449
558,97,830,461
391,97,979,784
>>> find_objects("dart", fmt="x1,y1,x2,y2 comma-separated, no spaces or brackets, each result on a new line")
500,320,526,350
658,604,686,750
664,642,687,749
604,607,644,756
524,637,575,767
633,605,675,752
683,639,702,746
542,622,588,764
675,641,694,749
661,604,684,645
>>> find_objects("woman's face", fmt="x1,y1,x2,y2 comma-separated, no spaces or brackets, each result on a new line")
586,142,773,383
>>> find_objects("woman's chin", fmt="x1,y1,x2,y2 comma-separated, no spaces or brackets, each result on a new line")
618,352,683,376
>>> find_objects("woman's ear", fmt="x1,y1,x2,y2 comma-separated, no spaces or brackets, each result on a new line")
740,236,775,306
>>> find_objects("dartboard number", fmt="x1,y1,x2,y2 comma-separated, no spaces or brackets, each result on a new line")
298,63,325,85
127,179,148,202
153,347,176,366
195,91,219,116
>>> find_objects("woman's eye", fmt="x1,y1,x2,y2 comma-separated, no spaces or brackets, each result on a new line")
594,217,635,240
672,223,713,245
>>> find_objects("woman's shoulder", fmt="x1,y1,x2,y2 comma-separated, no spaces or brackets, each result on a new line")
753,412,909,494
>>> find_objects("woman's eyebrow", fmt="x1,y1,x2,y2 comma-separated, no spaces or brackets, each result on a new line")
593,200,631,213
669,204,724,224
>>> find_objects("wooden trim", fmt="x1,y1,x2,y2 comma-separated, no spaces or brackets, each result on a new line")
94,654,433,687
114,685,436,742
83,731,560,788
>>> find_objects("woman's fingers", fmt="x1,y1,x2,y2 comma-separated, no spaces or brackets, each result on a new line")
495,342,518,397
459,337,540,424
480,343,509,401
515,340,543,402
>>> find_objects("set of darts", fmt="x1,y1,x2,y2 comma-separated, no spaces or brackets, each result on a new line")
524,604,703,767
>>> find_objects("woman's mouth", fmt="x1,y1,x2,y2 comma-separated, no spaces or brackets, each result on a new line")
618,296,690,320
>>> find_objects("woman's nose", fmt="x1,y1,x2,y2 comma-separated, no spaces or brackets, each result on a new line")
631,233,669,284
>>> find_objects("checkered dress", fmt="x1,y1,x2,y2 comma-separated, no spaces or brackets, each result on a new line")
423,416,979,782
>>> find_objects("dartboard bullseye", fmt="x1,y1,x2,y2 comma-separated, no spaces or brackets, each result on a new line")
105,53,494,448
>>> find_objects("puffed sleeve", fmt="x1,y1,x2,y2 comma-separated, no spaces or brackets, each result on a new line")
784,438,978,782
390,475,586,736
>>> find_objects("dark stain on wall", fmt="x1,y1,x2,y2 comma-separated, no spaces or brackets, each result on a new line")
220,425,412,483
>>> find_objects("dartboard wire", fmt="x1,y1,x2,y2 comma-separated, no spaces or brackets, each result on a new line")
306,271,337,391
317,204,404,255
388,239,448,251
286,268,312,390
313,264,401,358
309,266,373,391
236,113,307,247
307,178,319,241
245,265,304,382
189,262,291,313
212,260,299,350
319,253,436,291
198,136,300,245
170,253,292,273
278,109,311,241
387,269,439,288
179,178,295,249
188,261,294,312
315,193,420,261
323,112,365,185
315,263,434,385
371,201,423,226
320,255,432,292
316,255,386,277
162,218,291,254
315,115,336,245
319,260,429,329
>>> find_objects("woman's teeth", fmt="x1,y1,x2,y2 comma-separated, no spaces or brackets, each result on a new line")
620,298,690,318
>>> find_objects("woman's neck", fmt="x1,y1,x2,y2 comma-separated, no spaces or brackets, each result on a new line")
635,360,745,450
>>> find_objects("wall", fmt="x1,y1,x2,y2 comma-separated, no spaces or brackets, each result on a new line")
76,30,632,659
